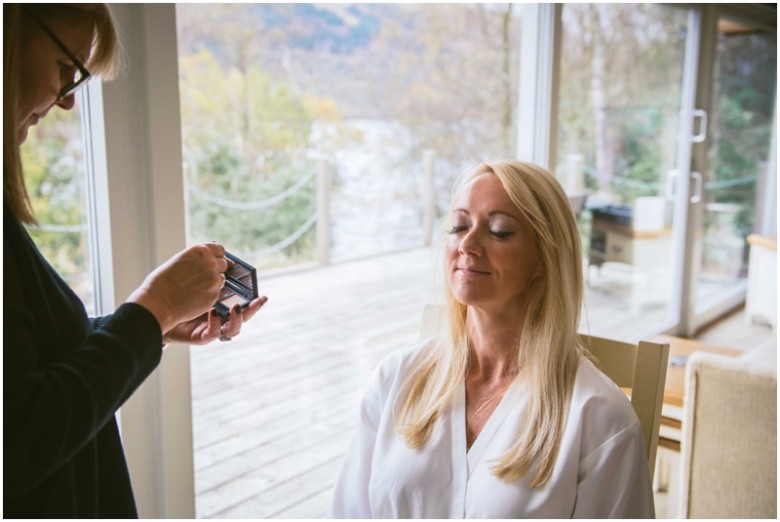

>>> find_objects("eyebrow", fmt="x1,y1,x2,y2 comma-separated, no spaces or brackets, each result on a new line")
452,209,520,221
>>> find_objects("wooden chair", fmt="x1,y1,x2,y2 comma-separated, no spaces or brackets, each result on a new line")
419,304,669,477
578,333,669,477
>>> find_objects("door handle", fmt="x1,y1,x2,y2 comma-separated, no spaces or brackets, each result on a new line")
692,109,708,143
690,171,703,203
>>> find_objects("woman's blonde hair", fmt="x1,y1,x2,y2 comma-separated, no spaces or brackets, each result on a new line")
396,160,587,487
3,3,122,223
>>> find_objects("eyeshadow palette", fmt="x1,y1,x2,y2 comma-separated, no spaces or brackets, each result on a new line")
214,252,258,318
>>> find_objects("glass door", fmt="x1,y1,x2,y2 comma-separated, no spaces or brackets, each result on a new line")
689,12,777,331
557,4,694,340
557,4,776,340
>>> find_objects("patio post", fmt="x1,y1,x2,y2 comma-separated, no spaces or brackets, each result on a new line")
316,159,332,265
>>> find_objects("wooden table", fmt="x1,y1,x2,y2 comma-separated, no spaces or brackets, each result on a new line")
651,334,742,451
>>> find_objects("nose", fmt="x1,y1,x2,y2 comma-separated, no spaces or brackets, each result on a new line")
56,93,76,111
458,227,483,257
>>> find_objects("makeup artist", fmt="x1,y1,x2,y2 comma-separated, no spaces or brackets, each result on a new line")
4,4,267,517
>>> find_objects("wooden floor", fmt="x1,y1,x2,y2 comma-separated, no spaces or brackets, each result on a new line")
190,246,774,518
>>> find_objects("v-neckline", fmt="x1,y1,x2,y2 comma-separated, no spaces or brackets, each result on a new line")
456,381,517,475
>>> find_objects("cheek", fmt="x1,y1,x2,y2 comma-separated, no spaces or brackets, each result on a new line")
506,250,540,286
18,66,44,119
18,50,58,117
445,236,460,258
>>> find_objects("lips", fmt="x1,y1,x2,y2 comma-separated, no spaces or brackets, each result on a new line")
456,266,490,275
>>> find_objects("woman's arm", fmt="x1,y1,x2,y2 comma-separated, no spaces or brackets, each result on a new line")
571,419,655,518
4,274,163,497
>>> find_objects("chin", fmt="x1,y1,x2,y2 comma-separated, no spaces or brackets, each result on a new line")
18,125,30,144
450,288,487,307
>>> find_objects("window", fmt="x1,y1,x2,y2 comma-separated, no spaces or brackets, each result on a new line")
177,3,522,270
21,94,96,314
176,4,523,517
557,4,690,337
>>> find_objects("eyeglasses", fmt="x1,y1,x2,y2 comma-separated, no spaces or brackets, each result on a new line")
23,8,93,101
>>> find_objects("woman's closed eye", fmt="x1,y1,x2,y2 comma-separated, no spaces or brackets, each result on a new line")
490,230,513,239
447,224,513,239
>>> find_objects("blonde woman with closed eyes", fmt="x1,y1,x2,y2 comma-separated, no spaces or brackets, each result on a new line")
330,160,654,518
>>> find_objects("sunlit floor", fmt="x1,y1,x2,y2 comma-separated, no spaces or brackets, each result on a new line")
190,246,773,518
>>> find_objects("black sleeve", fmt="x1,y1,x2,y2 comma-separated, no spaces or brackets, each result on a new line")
4,296,163,496
89,315,112,331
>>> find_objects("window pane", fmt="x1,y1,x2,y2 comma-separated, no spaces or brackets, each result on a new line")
21,99,96,315
557,4,690,338
176,4,522,517
696,18,776,299
177,3,521,269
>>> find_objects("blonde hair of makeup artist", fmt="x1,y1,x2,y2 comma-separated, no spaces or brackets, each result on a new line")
396,160,588,487
4,3,121,224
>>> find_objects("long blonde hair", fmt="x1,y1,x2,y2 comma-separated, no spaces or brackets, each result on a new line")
396,160,586,487
3,3,122,224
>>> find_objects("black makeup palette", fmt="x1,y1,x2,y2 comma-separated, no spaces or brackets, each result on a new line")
214,252,258,318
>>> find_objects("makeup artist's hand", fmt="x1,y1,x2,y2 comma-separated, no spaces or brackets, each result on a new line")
162,296,268,345
126,242,230,334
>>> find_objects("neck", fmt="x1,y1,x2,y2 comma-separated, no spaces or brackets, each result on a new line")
465,305,523,383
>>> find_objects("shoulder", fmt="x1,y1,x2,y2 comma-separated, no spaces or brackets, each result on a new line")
570,356,640,437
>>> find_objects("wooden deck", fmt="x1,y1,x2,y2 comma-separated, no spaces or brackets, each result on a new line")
192,247,439,518
190,246,769,518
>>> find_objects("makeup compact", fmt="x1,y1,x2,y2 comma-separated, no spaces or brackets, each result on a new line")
214,252,258,318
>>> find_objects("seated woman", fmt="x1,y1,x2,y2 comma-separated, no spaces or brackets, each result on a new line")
329,160,655,518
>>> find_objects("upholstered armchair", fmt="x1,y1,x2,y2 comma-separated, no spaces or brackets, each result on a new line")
679,344,777,518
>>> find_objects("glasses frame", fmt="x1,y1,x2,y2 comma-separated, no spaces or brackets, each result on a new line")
23,8,93,101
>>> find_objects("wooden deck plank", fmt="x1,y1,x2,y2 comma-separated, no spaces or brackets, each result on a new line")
270,487,333,519
194,392,358,474
209,457,344,518
193,372,360,453
197,419,352,518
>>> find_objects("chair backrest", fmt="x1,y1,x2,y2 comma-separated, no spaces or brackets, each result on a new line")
578,334,669,477
680,352,777,518
567,193,589,220
419,304,669,477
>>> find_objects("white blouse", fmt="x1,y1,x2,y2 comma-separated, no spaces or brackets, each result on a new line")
330,340,655,518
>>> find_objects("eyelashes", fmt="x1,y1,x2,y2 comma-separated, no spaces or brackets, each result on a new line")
491,231,513,239
446,225,513,239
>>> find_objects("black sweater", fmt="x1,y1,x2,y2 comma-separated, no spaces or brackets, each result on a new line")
3,202,163,518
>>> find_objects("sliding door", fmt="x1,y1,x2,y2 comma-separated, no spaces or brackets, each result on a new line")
688,10,777,331
556,4,693,339
556,4,776,339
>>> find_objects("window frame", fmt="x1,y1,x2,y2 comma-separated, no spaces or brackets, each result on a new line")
88,4,194,518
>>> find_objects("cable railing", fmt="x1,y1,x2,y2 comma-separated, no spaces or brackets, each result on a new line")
187,170,316,211
185,153,441,267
